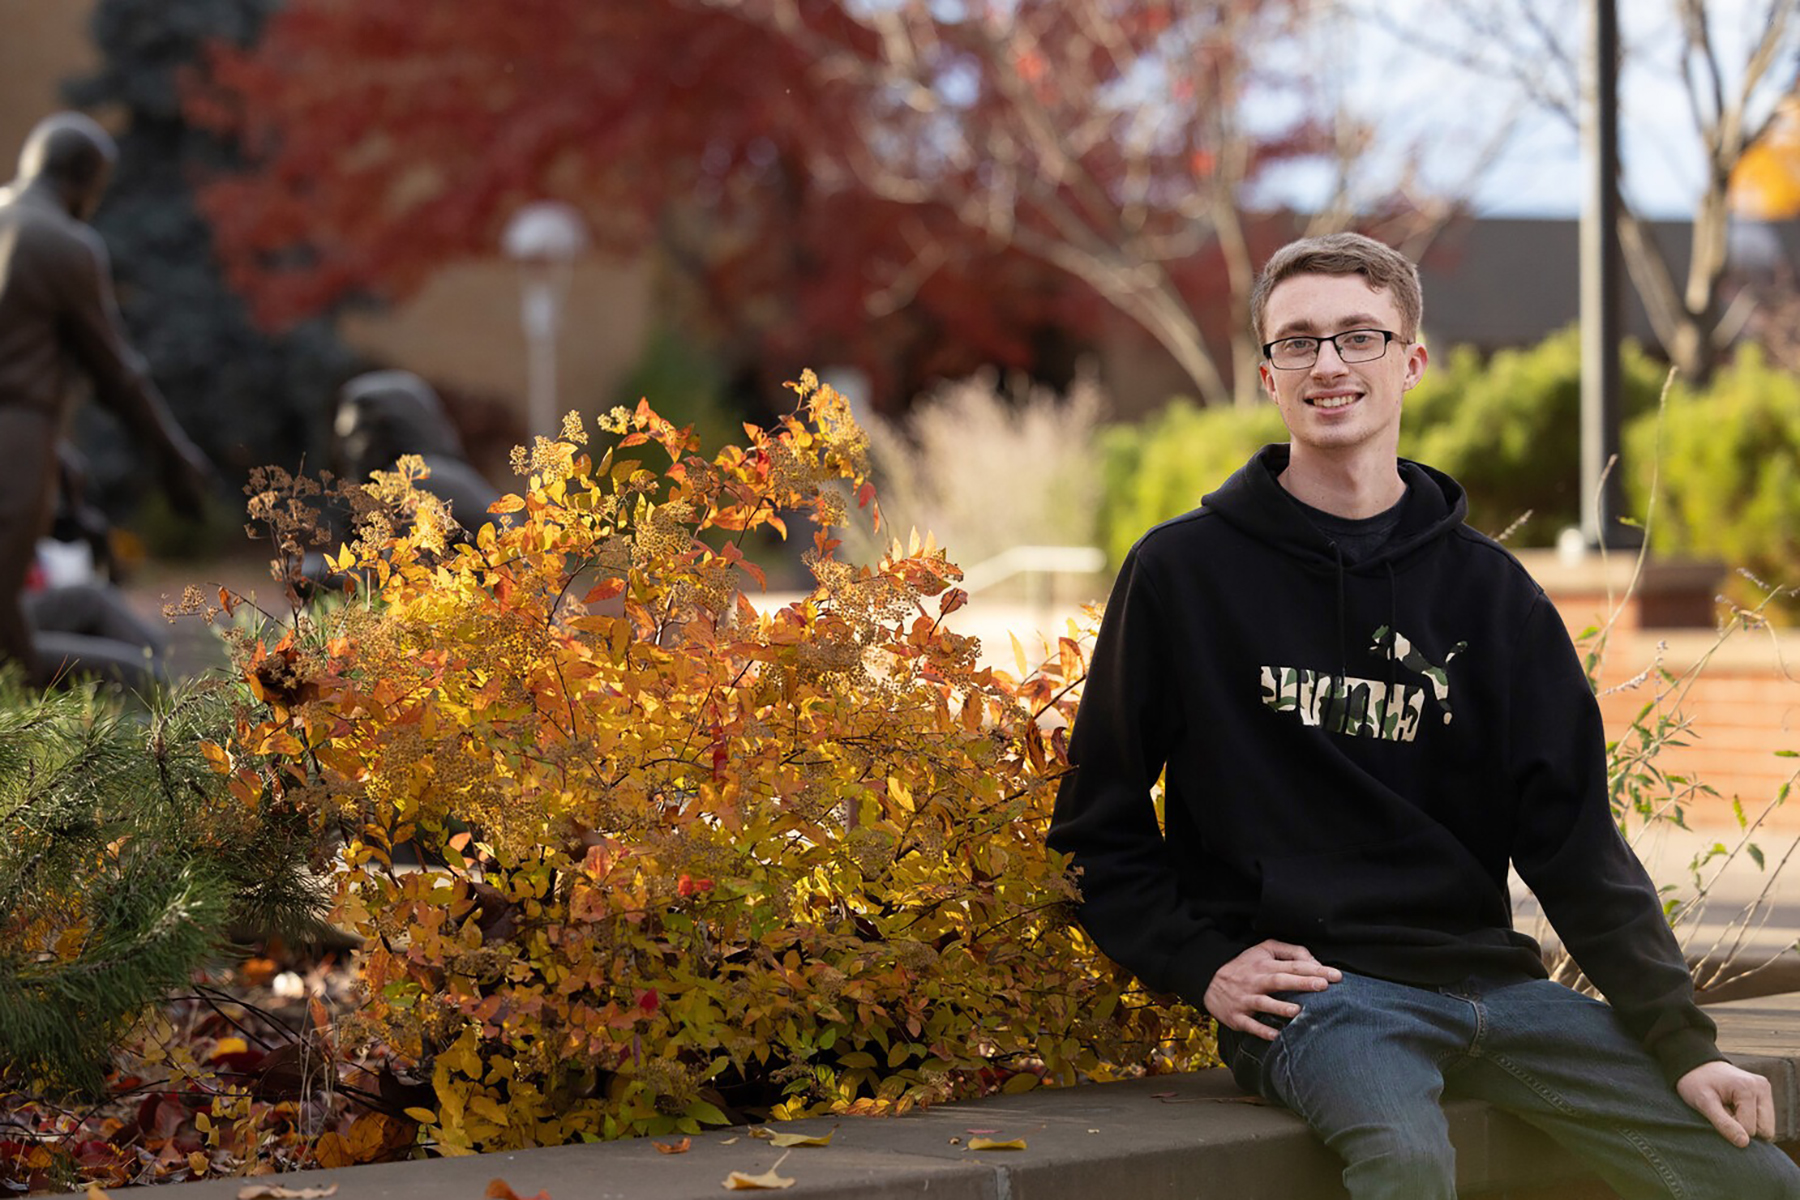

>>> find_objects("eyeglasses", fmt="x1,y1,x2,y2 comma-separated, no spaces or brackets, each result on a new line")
1261,329,1406,370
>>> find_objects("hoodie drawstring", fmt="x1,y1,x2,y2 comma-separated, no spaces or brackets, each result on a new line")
1385,559,1400,697
1331,543,1349,725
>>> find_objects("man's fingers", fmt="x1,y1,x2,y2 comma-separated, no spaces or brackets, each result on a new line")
1695,1091,1752,1148
1233,1015,1281,1042
1260,941,1315,961
1737,1076,1777,1142
1756,1083,1777,1142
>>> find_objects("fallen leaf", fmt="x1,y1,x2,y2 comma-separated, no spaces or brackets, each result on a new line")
486,1180,551,1200
966,1137,1027,1151
189,1151,210,1176
764,1129,833,1148
723,1150,794,1190
86,1185,112,1200
654,1138,693,1155
947,1137,961,1145
237,1186,340,1200
722,1169,795,1191
719,1137,740,1145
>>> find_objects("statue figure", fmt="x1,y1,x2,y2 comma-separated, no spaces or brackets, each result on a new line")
333,370,500,527
0,111,213,687
297,370,502,595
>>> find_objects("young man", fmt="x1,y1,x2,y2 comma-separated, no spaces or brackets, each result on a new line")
1048,232,1800,1198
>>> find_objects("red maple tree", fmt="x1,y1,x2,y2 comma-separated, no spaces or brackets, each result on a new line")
189,0,1346,407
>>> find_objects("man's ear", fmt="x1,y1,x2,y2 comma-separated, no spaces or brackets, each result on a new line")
1403,342,1429,392
1259,361,1277,400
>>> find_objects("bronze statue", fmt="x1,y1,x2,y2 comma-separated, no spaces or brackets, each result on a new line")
333,370,500,526
0,111,213,687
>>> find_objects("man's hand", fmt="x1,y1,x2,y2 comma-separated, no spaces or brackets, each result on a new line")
1203,939,1341,1041
1676,1060,1775,1147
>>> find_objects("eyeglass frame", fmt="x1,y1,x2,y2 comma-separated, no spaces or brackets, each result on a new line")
1260,328,1410,370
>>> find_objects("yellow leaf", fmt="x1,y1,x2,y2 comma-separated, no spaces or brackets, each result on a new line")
1001,1071,1041,1095
199,740,232,772
1010,632,1029,679
404,1106,437,1123
967,1137,1027,1151
189,1150,210,1175
722,1169,795,1191
468,1094,511,1126
237,1185,341,1199
764,1129,833,1148
86,1184,112,1200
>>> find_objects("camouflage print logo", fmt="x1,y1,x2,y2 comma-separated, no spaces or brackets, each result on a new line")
1259,665,1427,742
1259,628,1468,743
1371,626,1467,726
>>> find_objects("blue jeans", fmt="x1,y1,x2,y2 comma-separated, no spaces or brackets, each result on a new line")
1219,971,1800,1199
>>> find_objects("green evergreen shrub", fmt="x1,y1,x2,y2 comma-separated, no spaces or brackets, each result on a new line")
0,677,328,1097
1626,345,1800,611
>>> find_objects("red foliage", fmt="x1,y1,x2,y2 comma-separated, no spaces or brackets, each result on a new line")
188,0,1328,404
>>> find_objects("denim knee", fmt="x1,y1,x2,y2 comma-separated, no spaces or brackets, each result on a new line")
1335,1126,1456,1198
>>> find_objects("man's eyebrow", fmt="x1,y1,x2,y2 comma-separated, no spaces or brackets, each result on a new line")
1269,313,1385,339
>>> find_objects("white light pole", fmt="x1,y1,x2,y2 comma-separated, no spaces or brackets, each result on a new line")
502,201,588,440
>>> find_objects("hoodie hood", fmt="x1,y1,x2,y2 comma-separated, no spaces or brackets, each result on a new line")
1201,444,1468,573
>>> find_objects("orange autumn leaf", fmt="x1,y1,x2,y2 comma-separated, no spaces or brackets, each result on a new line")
486,1180,551,1200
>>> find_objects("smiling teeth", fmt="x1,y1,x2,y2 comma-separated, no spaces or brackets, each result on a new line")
1313,395,1356,409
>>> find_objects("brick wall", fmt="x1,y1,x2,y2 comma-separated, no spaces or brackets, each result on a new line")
1521,551,1800,830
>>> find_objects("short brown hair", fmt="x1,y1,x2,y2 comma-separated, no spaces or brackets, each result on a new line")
1250,232,1423,346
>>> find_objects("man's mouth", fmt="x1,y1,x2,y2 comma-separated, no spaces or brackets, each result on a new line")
1307,392,1360,409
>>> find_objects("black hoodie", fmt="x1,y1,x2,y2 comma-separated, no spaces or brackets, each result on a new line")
1048,445,1719,1084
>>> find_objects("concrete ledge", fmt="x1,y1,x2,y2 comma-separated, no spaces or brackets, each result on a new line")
144,995,1800,1200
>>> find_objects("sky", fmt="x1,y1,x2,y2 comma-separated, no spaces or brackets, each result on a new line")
1254,0,1793,220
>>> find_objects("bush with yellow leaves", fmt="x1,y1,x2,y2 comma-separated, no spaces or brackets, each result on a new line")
216,373,1213,1156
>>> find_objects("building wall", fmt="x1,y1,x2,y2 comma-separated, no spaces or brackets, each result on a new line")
0,0,98,159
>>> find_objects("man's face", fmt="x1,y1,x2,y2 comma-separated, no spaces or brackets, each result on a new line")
1257,272,1427,459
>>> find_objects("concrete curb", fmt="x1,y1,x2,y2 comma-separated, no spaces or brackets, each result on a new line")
136,994,1800,1200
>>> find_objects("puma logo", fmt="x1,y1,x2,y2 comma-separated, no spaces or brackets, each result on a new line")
1372,627,1467,725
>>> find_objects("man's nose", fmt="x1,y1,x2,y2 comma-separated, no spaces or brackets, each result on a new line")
1310,339,1350,375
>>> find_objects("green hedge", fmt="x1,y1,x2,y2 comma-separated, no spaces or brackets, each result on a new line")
1626,345,1800,608
1099,399,1289,565
1399,327,1666,542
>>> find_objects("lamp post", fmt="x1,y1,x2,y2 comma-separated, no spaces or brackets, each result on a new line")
1579,0,1630,549
502,201,588,441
